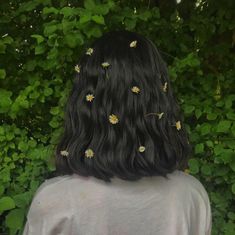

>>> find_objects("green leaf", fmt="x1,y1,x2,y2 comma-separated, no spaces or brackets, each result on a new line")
49,118,60,128
28,139,37,148
0,197,15,213
60,7,77,17
64,33,84,48
16,1,43,13
195,109,202,119
216,101,224,107
42,7,59,15
188,158,199,174
184,105,195,114
44,24,58,37
214,145,224,155
84,25,102,38
50,106,60,115
31,34,44,44
18,141,29,152
137,10,152,21
230,160,235,172
28,146,50,160
13,192,31,208
0,89,12,114
0,41,6,53
206,113,217,120
84,0,96,10
125,18,137,30
0,126,4,135
5,209,25,234
232,183,235,194
228,212,235,220
200,123,211,135
23,60,37,71
79,12,92,24
47,47,58,60
84,3,110,15
29,91,40,99
62,19,76,34
201,165,212,176
0,69,6,79
35,44,46,55
216,120,232,133
226,113,235,120
91,15,105,25
218,149,234,164
44,87,53,96
225,99,232,109
6,132,14,141
152,7,160,18
205,140,214,147
195,143,204,154
3,36,14,44
0,185,4,197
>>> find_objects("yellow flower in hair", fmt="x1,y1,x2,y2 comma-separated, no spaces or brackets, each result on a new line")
131,86,140,93
138,146,145,152
60,150,69,157
176,121,181,130
163,82,167,92
109,114,119,124
86,94,95,102
130,40,137,48
85,149,94,158
101,62,110,68
157,112,164,119
86,48,94,56
74,65,80,73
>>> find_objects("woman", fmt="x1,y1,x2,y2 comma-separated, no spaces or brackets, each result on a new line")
23,30,212,235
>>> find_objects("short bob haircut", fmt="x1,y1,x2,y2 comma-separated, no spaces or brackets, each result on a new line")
54,30,191,183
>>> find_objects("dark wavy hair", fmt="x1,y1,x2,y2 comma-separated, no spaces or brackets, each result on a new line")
54,30,191,183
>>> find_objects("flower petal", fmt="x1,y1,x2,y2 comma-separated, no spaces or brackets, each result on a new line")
130,40,137,48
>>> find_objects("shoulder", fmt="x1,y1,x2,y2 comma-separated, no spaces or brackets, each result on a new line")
171,170,212,233
166,170,210,203
163,171,212,234
27,175,74,218
34,174,73,195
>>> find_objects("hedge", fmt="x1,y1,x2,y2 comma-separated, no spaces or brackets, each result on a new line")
0,0,234,234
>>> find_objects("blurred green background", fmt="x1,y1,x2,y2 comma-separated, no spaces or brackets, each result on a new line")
0,0,234,234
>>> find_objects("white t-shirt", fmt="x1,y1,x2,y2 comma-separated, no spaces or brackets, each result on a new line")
23,170,212,235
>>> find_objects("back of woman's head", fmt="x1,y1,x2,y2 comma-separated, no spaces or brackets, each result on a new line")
55,30,191,182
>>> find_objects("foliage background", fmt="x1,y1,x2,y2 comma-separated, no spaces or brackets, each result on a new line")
0,0,234,234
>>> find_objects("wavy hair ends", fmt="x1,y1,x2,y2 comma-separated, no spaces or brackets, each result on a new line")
54,30,192,183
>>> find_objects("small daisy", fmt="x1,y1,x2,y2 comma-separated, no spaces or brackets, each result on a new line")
86,94,95,102
138,146,145,153
109,114,119,124
163,82,167,92
101,62,110,68
175,121,181,130
74,65,80,73
60,150,69,157
85,149,94,158
86,48,94,56
131,86,140,94
157,112,164,119
130,40,137,48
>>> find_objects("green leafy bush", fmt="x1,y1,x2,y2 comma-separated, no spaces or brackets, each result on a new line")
0,0,234,234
